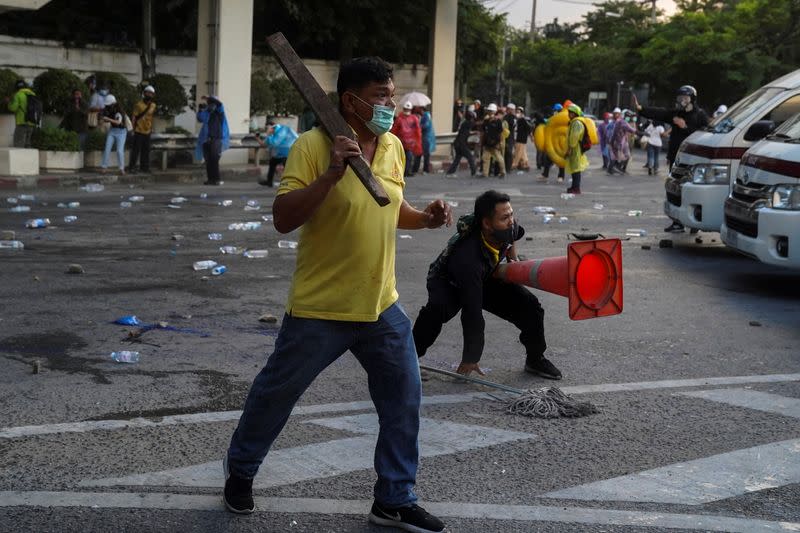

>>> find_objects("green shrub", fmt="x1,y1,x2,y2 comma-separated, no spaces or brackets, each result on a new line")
84,128,106,151
149,73,187,118
270,77,304,116
31,126,80,152
32,69,84,115
250,73,274,115
164,125,191,135
0,68,20,114
94,71,137,113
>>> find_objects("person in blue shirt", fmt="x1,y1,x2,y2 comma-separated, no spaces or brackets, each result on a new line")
257,120,299,187
412,106,435,174
196,95,230,186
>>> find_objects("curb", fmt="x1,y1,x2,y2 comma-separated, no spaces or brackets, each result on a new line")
0,166,266,190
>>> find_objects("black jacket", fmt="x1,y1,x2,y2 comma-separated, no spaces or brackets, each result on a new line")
427,224,525,363
515,118,532,143
454,117,474,149
639,105,709,164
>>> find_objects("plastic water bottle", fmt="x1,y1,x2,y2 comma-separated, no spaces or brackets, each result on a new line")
560,193,575,200
171,196,188,204
199,193,208,199
81,183,105,192
0,240,24,250
558,216,569,224
593,203,604,210
261,214,273,222
64,215,78,223
67,201,80,209
193,260,218,271
208,233,223,241
244,200,261,211
542,215,553,224
6,197,18,204
111,351,140,363
18,194,35,201
25,218,50,228
218,200,233,207
243,249,269,258
10,205,31,213
278,240,298,249
128,196,144,202
211,265,227,276
219,246,242,255
627,210,643,217
120,201,132,208
626,228,648,237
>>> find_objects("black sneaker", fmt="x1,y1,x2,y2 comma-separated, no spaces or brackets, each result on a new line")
368,501,445,533
664,222,685,233
524,357,562,380
223,456,255,514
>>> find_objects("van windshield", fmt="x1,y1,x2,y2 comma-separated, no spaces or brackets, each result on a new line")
772,112,800,139
707,87,784,133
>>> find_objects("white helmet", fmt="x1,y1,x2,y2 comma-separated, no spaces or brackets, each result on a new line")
486,103,498,112
104,94,117,106
143,85,155,94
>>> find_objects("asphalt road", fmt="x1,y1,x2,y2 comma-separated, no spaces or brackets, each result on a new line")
1,147,799,533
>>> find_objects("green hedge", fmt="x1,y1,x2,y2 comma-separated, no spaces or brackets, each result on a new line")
149,73,187,118
31,126,80,152
32,69,84,115
84,128,106,151
164,125,191,135
0,68,20,114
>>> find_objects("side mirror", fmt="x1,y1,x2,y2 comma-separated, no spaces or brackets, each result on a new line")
744,120,776,141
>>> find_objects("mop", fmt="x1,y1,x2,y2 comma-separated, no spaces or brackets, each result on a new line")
419,364,598,419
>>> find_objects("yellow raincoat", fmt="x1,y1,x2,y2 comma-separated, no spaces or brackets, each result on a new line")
565,118,589,175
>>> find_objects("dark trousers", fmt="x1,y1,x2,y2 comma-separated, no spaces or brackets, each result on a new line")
542,156,565,179
266,156,287,186
504,141,514,175
130,132,151,171
404,149,414,177
447,143,476,175
203,139,222,183
413,146,431,174
413,277,547,363
570,172,582,190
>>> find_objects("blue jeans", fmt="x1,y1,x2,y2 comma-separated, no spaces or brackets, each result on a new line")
646,144,660,170
102,128,127,170
227,302,421,507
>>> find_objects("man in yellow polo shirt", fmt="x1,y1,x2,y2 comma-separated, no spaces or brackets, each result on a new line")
224,57,451,533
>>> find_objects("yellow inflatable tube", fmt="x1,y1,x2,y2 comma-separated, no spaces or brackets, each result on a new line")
541,112,600,168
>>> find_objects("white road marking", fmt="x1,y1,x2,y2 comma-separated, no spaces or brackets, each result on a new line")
80,414,534,489
543,438,800,505
680,389,800,419
2,373,799,440
1,491,798,532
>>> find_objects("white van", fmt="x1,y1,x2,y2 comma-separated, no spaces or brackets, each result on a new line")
665,69,800,232
720,112,800,268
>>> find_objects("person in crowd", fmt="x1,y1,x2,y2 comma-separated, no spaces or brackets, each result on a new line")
257,120,299,187
564,104,589,194
413,190,561,380
89,81,110,130
597,112,611,170
5,80,37,148
390,101,422,177
413,105,435,174
446,110,477,176
195,95,230,186
473,99,484,121
129,85,156,173
478,103,505,178
610,107,636,174
223,56,451,533
297,105,317,133
713,104,728,119
100,95,127,174
502,103,517,174
452,97,464,131
60,88,89,151
633,86,709,232
537,103,566,183
643,120,665,175
511,106,532,171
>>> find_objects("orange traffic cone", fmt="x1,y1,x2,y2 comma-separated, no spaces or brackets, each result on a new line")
495,238,623,320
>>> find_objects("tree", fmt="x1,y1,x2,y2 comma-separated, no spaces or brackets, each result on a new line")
149,73,188,118
454,0,506,99
32,69,85,114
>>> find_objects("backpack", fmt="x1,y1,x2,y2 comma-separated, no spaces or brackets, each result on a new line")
484,119,502,147
25,93,43,126
579,121,592,153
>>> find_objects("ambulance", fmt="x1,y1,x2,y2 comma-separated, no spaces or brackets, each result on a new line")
720,111,800,268
664,69,800,232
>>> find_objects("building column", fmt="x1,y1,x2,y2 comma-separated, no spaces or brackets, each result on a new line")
429,0,458,142
197,0,253,164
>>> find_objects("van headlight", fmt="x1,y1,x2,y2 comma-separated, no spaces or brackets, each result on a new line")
771,184,800,210
691,164,730,184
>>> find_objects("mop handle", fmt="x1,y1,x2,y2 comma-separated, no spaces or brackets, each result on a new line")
419,364,525,395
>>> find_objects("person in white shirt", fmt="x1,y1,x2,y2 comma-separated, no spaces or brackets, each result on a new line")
643,120,665,175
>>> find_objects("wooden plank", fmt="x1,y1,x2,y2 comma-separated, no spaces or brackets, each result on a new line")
266,32,390,207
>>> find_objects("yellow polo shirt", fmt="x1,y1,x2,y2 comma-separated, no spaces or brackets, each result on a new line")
277,127,406,322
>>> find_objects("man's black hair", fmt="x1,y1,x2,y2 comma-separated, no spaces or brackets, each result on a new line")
15,80,26,89
474,190,511,227
336,57,393,98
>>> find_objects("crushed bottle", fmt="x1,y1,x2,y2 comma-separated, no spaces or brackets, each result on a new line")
219,246,242,255
170,196,188,204
278,240,298,249
6,197,18,204
10,205,31,213
18,194,35,201
67,201,80,209
261,214,273,222
0,240,24,250
593,203,604,210
228,221,261,231
243,249,269,258
63,215,78,223
558,216,569,224
120,201,132,208
211,265,227,276
244,200,261,211
110,351,140,363
560,193,575,200
25,218,50,229
128,195,144,202
533,206,556,214
626,228,648,237
627,210,643,217
199,193,208,199
80,183,105,192
193,260,218,271
208,233,223,241
542,215,553,224
218,200,233,207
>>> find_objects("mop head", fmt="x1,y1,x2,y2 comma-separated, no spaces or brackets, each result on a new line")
506,387,598,418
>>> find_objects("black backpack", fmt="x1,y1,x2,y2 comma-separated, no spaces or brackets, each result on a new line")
484,119,502,147
579,121,592,153
25,93,43,126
